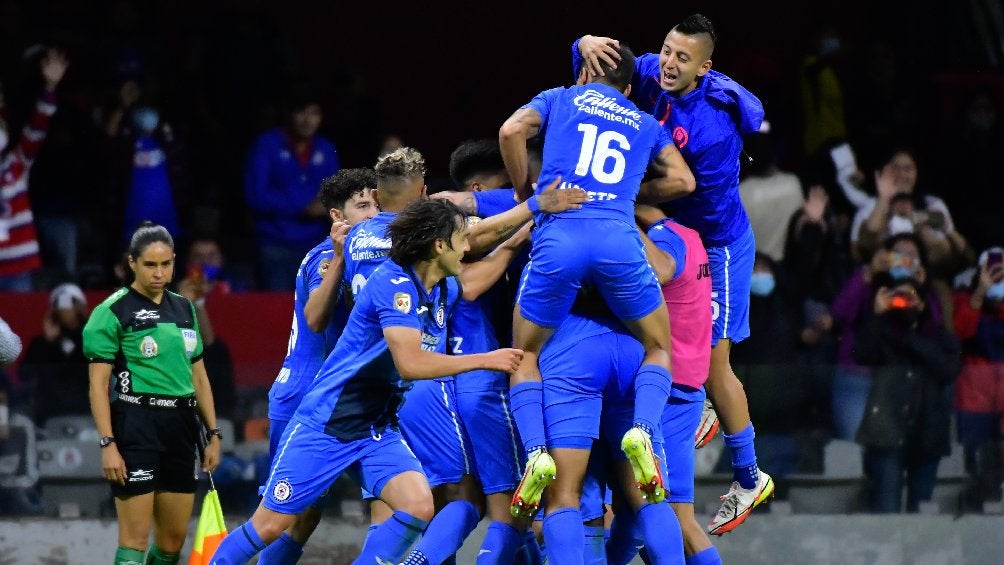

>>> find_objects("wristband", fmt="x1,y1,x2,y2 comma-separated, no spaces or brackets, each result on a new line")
526,195,541,214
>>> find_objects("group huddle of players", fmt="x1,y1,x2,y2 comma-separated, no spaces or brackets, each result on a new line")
209,14,774,565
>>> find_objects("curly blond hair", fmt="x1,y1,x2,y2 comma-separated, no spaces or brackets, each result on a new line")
375,146,427,181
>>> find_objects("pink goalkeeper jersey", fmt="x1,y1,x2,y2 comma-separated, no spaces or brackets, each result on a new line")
650,219,712,389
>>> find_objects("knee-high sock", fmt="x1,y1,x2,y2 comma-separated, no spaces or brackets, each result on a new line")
542,508,584,565
403,501,479,565
723,423,759,489
685,546,722,565
515,529,545,565
115,546,145,565
583,525,606,565
479,522,523,564
144,545,180,564
606,511,643,565
510,382,547,454
637,503,684,564
208,521,267,565
634,365,673,435
257,531,303,565
354,510,427,565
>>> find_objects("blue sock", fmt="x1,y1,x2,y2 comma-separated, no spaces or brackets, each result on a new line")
583,525,606,565
208,521,267,564
510,382,547,454
442,556,457,565
356,510,427,564
479,522,523,564
542,508,583,564
686,546,723,565
637,503,683,561
516,529,545,565
406,501,479,565
723,423,759,489
256,531,303,565
606,512,642,565
633,365,673,435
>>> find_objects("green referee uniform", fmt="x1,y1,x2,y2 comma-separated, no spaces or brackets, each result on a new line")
83,287,205,496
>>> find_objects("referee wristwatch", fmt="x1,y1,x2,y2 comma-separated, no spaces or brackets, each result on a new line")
99,436,116,448
207,427,223,441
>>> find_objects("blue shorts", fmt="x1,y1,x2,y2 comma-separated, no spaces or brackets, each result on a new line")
262,421,423,514
455,388,523,494
398,379,472,487
659,386,705,504
707,225,754,346
541,330,644,449
518,219,663,328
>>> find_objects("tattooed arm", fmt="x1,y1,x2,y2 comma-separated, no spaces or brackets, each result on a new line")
431,190,479,215
467,178,587,254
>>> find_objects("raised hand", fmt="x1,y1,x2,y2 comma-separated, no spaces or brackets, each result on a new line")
578,35,622,78
41,48,69,90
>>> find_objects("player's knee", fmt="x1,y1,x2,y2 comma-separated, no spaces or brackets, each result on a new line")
398,491,435,522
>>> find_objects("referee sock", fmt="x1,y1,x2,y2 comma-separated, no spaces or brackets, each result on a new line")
583,525,606,565
510,382,547,455
405,500,479,565
114,546,145,565
637,503,683,561
723,423,759,489
633,365,673,436
686,546,723,565
357,510,428,564
480,521,523,563
144,545,179,564
208,521,266,564
542,508,584,564
605,511,642,565
256,531,303,565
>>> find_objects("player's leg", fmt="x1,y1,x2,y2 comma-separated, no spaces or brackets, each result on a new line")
113,493,154,563
610,458,684,564
541,447,590,564
704,229,773,535
362,460,434,564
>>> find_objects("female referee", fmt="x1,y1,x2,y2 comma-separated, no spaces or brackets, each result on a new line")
84,222,222,565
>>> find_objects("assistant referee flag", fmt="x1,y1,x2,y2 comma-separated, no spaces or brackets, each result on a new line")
188,487,227,564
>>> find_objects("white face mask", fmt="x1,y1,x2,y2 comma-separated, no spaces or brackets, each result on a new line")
888,214,914,236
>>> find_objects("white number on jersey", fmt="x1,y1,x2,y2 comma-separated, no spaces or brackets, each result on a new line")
574,123,630,184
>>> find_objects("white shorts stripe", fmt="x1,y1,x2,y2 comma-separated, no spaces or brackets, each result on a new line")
264,421,301,494
722,246,731,338
441,382,470,474
499,391,522,473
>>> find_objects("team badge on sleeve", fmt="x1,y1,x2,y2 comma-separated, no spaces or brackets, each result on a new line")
140,335,158,358
394,292,412,314
272,479,292,502
318,258,331,276
435,304,446,328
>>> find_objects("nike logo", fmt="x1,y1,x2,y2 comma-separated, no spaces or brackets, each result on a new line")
390,277,409,285
478,550,492,556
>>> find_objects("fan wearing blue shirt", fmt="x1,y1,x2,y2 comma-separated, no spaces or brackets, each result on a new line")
499,42,695,515
258,168,377,564
574,14,774,539
208,199,524,565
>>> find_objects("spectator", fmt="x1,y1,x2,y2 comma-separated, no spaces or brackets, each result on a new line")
244,86,339,290
0,317,21,366
831,233,943,440
182,235,250,295
17,283,90,426
0,49,68,291
953,246,1004,510
854,276,960,513
739,131,804,263
800,24,847,157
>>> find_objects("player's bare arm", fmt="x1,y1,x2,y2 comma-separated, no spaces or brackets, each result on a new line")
431,191,478,215
467,177,586,255
577,35,622,77
384,326,523,378
458,223,531,302
499,107,543,202
638,144,696,204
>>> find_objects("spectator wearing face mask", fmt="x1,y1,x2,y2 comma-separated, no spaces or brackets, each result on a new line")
830,233,943,440
854,276,960,512
953,246,1004,510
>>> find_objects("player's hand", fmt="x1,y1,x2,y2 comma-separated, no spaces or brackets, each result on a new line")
481,348,524,373
329,220,351,256
537,177,588,213
579,35,621,77
101,444,127,486
202,436,221,473
41,48,69,90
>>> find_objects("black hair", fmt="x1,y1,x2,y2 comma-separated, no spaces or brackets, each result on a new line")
448,139,505,187
128,222,174,259
673,13,717,56
882,232,930,271
597,43,636,91
319,168,377,211
285,83,321,114
388,199,465,266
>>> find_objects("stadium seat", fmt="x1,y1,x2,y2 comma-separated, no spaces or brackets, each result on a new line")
43,414,98,441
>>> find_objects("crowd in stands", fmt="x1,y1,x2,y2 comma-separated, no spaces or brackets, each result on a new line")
1,1,1004,519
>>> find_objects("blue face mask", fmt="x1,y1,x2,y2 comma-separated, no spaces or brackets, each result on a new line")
889,266,913,280
750,272,776,297
987,282,1004,302
132,107,160,133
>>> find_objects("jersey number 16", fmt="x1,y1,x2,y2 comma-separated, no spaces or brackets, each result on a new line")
574,124,630,184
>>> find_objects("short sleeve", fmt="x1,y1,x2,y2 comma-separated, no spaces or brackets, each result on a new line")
647,223,688,281
473,188,518,218
372,279,422,331
189,301,205,363
82,304,121,363
524,88,562,131
304,249,333,294
650,125,674,163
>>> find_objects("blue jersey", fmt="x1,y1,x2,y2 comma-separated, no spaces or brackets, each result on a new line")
268,238,349,421
474,188,518,218
343,211,395,298
450,297,506,393
525,83,672,225
293,260,461,441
